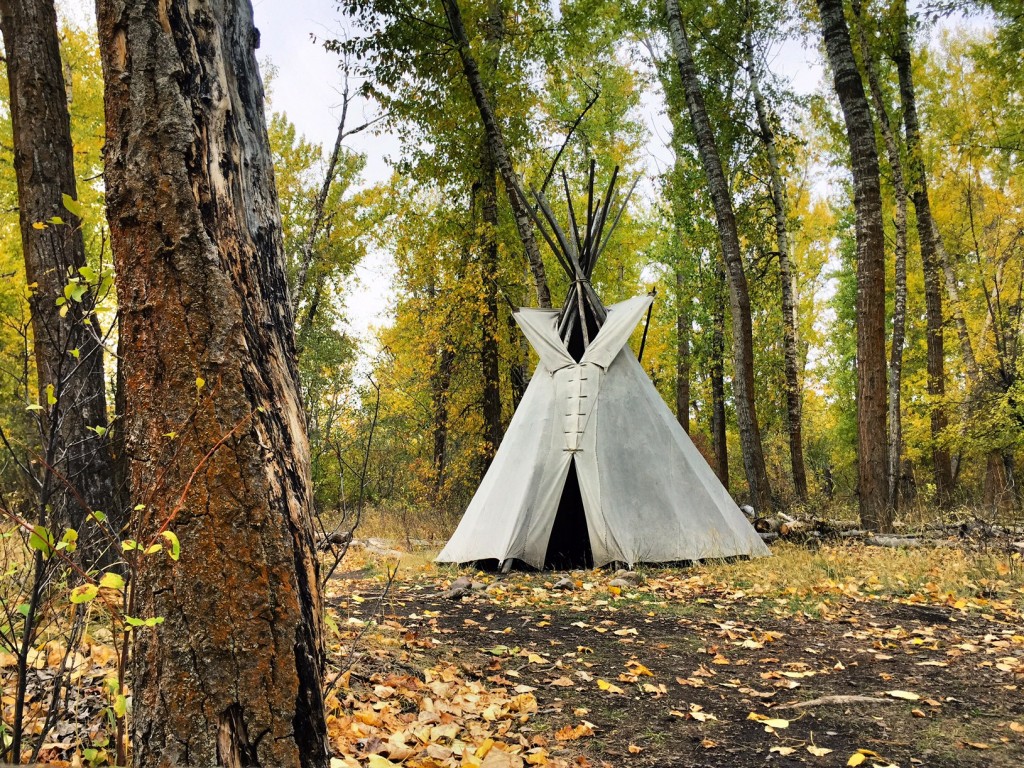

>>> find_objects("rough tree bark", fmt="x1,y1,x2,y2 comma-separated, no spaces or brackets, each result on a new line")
675,265,690,434
744,32,808,501
816,0,891,531
665,0,772,510
441,0,551,308
711,265,730,489
95,0,330,765
894,3,954,503
0,0,118,561
852,0,908,511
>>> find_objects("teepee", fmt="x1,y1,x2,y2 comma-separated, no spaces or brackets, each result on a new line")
436,164,769,570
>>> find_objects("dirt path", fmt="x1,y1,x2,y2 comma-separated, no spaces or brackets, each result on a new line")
329,569,1024,767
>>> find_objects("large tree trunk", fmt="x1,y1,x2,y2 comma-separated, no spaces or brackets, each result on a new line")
441,0,551,308
744,33,807,502
893,3,954,504
665,0,772,511
96,0,330,765
675,265,690,434
479,139,503,468
852,0,909,512
0,0,118,563
710,265,729,490
815,0,891,531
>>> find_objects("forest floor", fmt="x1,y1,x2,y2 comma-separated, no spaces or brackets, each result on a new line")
324,541,1024,768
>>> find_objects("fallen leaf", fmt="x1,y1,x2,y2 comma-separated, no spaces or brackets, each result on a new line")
627,744,643,754
847,754,866,767
596,678,624,694
807,745,833,756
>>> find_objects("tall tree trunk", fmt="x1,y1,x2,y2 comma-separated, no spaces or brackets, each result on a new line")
0,0,118,563
96,0,329,765
479,139,503,468
744,33,807,501
815,0,891,532
431,340,455,503
508,312,528,409
675,265,691,434
893,3,953,503
852,0,908,512
665,0,772,510
441,0,551,308
711,265,729,489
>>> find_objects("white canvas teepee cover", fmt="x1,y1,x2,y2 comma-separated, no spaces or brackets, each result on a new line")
436,295,770,569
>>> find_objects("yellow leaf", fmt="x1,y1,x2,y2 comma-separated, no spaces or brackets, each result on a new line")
367,757,399,768
847,754,866,767
596,678,624,694
747,712,789,729
627,661,653,676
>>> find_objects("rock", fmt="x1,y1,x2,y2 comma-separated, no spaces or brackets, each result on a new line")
442,576,474,599
606,573,638,589
740,504,756,519
552,577,575,591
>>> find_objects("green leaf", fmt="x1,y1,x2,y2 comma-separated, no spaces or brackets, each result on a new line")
144,543,162,555
99,572,125,590
82,747,98,762
62,193,85,219
45,383,57,405
125,615,164,627
26,403,43,412
61,528,78,554
78,265,98,283
86,425,108,437
113,693,127,718
161,531,180,561
89,510,107,523
69,348,80,359
28,525,55,556
121,539,138,551
49,216,64,225
70,584,99,604
68,283,88,303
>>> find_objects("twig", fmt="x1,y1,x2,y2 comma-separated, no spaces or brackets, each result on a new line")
323,564,399,699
